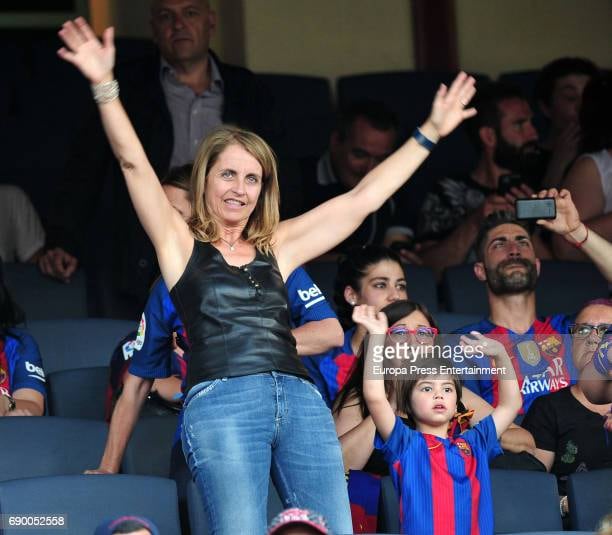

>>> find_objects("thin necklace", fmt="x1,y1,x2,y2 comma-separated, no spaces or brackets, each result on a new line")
219,236,240,252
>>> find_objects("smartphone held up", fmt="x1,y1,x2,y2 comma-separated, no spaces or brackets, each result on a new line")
515,198,556,220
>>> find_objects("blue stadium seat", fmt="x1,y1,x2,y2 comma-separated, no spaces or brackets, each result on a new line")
378,476,400,534
535,260,609,316
3,263,87,320
47,366,109,420
435,312,483,333
0,417,107,481
187,478,284,534
567,469,612,531
121,415,180,478
257,73,333,160
404,264,438,313
27,318,135,374
0,475,180,535
441,263,488,314
490,469,563,533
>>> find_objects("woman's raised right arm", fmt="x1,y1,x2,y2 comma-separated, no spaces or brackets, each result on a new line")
58,19,191,287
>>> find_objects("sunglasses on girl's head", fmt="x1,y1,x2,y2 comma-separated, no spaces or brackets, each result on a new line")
569,323,612,339
386,325,438,343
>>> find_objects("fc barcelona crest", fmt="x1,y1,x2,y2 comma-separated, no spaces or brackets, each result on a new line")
516,340,541,366
456,440,472,456
538,335,562,357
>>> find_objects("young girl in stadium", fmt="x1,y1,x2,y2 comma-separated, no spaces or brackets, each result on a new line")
355,303,521,534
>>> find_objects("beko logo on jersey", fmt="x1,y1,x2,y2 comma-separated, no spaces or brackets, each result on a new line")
25,361,46,381
297,284,325,308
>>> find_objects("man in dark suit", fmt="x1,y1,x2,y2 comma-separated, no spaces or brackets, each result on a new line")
39,0,282,318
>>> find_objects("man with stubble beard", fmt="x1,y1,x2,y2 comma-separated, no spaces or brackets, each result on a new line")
453,190,612,414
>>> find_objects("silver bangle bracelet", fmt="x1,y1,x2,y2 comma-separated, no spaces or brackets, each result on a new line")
91,79,119,104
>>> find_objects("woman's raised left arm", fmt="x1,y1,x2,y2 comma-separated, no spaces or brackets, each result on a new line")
275,73,476,273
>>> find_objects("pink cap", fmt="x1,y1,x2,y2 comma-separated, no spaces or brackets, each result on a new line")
267,508,330,535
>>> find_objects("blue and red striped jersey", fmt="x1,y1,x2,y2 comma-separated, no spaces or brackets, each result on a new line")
376,415,502,535
303,327,358,406
453,314,576,413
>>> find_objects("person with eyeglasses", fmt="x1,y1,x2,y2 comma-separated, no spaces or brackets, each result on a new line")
454,188,612,415
522,299,612,522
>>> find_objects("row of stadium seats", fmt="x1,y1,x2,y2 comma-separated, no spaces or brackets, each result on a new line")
0,37,556,231
5,259,608,321
0,473,601,534
1,416,176,480
1,416,609,534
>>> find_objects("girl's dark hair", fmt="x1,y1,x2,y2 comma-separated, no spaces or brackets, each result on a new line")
580,73,612,153
333,245,403,329
0,267,25,338
332,300,438,418
160,163,193,198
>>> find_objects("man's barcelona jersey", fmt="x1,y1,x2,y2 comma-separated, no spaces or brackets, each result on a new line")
375,415,502,535
454,314,576,412
0,330,46,398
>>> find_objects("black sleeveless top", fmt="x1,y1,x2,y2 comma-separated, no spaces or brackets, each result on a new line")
170,241,309,392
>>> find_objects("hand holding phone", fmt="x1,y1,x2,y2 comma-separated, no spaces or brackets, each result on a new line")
531,188,584,240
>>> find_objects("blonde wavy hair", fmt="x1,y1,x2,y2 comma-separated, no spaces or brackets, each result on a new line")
189,126,280,255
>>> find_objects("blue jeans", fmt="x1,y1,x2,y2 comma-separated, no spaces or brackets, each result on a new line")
181,372,353,535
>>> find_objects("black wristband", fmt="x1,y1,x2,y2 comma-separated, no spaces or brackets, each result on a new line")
412,127,437,151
